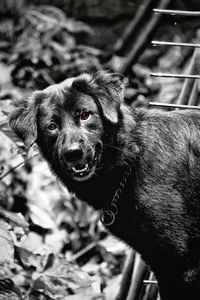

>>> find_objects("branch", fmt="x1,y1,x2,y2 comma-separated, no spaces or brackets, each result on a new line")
113,0,156,56
0,153,38,181
118,0,173,75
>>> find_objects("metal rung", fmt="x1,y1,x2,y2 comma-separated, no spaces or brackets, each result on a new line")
153,9,200,17
150,73,200,79
143,280,158,284
149,102,200,110
152,41,200,48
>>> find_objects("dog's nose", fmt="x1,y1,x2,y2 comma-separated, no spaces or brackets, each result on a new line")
63,144,83,162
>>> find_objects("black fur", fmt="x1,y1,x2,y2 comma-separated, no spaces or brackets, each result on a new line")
10,72,200,300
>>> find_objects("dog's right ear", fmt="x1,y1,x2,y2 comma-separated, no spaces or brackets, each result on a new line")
9,91,43,148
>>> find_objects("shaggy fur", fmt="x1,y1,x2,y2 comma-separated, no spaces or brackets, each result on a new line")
10,71,200,300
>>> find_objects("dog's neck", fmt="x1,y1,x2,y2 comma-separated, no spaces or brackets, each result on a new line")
100,166,132,226
113,104,140,165
65,165,131,210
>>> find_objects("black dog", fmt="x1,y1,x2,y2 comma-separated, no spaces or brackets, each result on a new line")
10,72,200,300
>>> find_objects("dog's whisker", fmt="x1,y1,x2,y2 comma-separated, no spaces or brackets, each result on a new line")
93,172,99,177
104,143,124,152
95,165,103,171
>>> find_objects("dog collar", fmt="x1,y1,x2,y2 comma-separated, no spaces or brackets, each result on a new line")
100,167,131,226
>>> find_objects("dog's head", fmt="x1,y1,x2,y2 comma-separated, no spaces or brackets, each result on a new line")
10,71,124,182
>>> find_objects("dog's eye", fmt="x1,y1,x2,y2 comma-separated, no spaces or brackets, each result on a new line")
80,111,90,121
47,122,58,131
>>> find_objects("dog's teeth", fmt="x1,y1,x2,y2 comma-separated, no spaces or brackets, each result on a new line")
72,164,89,174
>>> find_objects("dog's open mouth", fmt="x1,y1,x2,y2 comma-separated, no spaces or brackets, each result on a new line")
70,155,98,181
72,164,89,176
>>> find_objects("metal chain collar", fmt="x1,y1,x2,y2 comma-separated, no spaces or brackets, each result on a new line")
100,167,131,226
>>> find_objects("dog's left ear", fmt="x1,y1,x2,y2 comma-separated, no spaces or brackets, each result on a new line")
92,71,125,123
9,91,43,148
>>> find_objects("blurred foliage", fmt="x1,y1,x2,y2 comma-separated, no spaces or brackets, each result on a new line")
7,5,103,89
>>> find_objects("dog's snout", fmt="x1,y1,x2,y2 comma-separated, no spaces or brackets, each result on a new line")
63,143,83,162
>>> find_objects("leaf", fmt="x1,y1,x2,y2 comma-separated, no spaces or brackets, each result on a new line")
0,209,28,231
0,219,14,264
28,276,55,300
16,247,52,273
0,100,24,146
45,229,68,254
0,131,24,179
29,203,56,230
26,160,70,231
104,275,122,300
20,232,43,253
0,278,23,300
24,255,94,298
0,63,11,86
44,257,93,296
0,123,23,148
